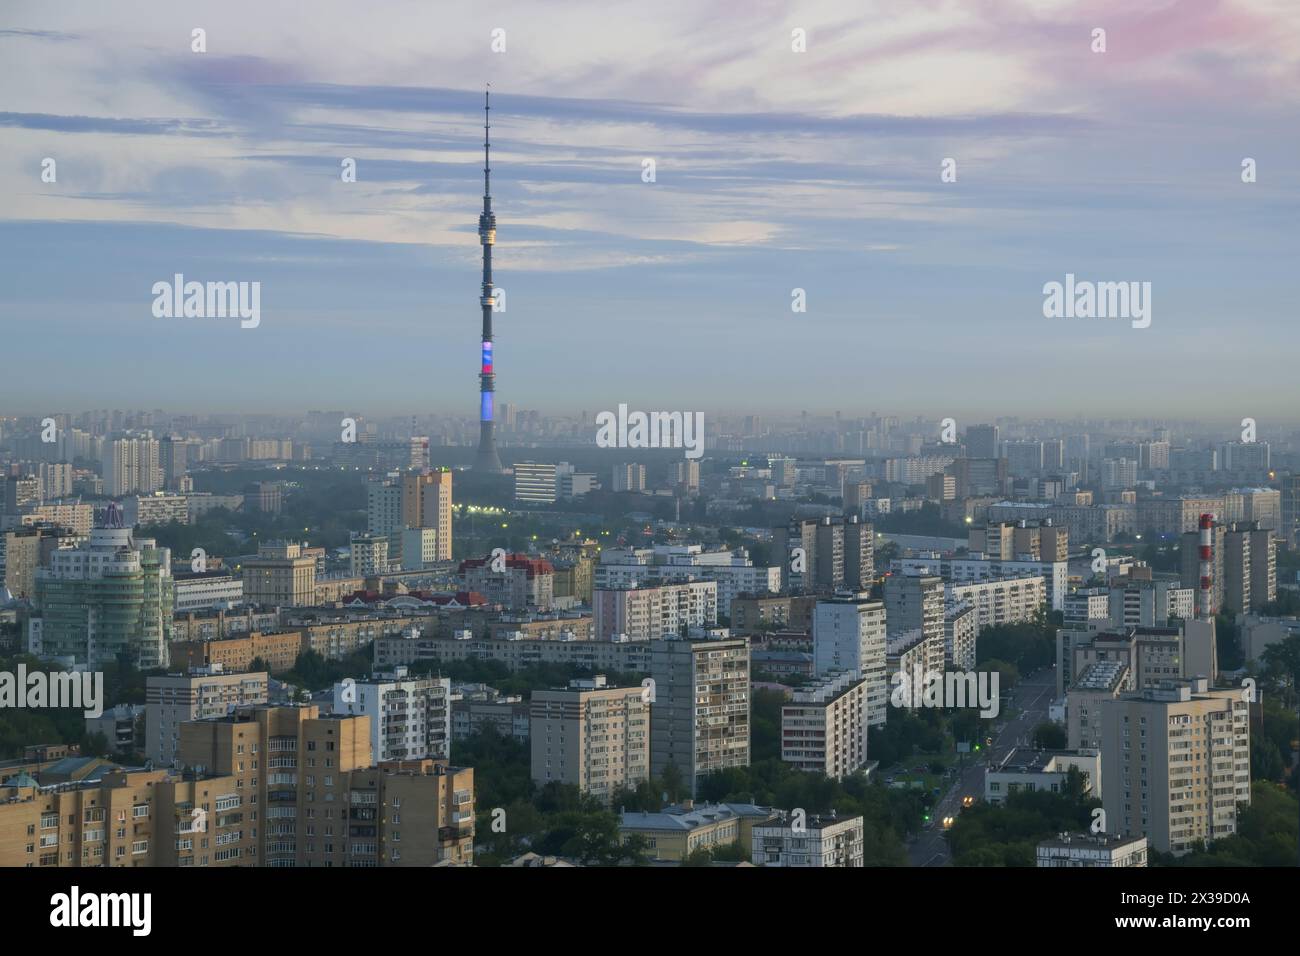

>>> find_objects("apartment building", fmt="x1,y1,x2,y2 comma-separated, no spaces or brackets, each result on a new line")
649,638,750,795
1099,678,1251,855
177,704,474,866
1036,833,1148,868
593,580,717,641
750,812,864,867
780,672,868,779
331,669,452,762
146,669,270,767
812,593,888,727
947,575,1046,633
530,676,650,804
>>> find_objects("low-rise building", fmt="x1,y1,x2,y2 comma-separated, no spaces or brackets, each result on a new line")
750,812,864,867
1036,832,1149,868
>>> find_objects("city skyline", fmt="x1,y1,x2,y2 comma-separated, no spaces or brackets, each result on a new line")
3,1,1299,416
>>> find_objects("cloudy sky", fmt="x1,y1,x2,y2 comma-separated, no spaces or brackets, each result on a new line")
2,0,1298,423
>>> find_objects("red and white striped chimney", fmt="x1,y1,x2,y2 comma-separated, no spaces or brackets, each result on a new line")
1198,513,1214,619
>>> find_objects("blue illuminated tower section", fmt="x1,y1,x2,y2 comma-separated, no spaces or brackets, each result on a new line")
474,87,505,473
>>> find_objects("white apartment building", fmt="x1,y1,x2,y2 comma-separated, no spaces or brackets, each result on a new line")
123,493,189,528
331,668,452,762
349,532,390,576
947,575,1047,633
751,813,864,867
1036,833,1148,868
945,600,978,670
593,580,717,641
812,593,888,727
892,552,1068,611
781,672,868,779
594,546,780,619
173,571,244,612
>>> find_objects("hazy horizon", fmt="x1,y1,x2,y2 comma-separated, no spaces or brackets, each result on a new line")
3,0,1298,417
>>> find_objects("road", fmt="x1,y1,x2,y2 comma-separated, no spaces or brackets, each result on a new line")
906,666,1056,867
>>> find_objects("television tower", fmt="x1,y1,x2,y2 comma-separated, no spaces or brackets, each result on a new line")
474,87,505,473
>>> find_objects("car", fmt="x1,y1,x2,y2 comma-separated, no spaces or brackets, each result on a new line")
962,796,974,808
942,816,955,829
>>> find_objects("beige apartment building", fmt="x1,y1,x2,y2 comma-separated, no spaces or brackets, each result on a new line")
1,705,473,867
177,704,473,866
1099,678,1251,855
242,541,316,607
401,470,453,561
530,676,650,804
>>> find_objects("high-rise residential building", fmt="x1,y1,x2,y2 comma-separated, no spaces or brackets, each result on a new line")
1281,474,1300,549
1221,487,1281,531
37,461,73,500
965,424,999,459
1066,659,1128,751
178,704,475,866
145,669,269,767
332,668,452,763
1003,440,1044,478
349,532,389,576
1,525,77,601
366,476,403,536
1183,521,1276,614
649,638,750,795
1,475,40,514
812,593,888,727
1106,579,1196,628
1041,438,1066,473
241,540,316,608
1099,678,1250,855
671,459,701,493
30,526,174,668
593,579,717,640
122,492,189,528
530,676,650,804
102,436,162,497
884,574,945,674
948,457,1008,497
1220,441,1270,474
781,672,868,779
400,469,452,561
1101,457,1138,490
612,463,646,492
775,515,873,594
945,600,977,670
973,519,1070,562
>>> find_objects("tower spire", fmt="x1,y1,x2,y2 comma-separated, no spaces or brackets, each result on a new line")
474,85,504,473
